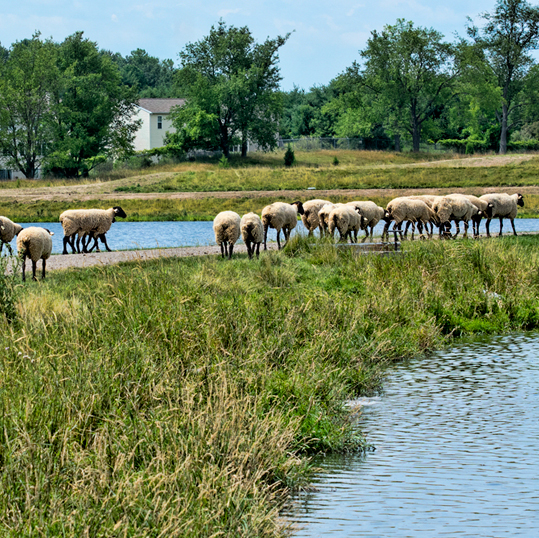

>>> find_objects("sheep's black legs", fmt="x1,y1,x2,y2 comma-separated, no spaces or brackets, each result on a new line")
511,218,517,236
228,243,234,259
21,256,26,282
499,217,504,237
63,236,73,255
31,260,37,281
246,240,253,259
220,243,225,258
263,225,268,250
485,218,492,238
276,230,281,250
42,259,46,279
255,243,260,258
99,234,112,252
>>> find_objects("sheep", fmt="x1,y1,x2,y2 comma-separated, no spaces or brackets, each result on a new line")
59,207,127,254
328,205,362,242
346,201,385,241
406,195,444,236
301,199,332,236
261,201,304,250
318,203,343,236
479,193,524,237
16,227,54,282
442,194,481,239
213,211,241,259
240,212,263,259
0,216,23,255
382,198,435,241
461,195,489,237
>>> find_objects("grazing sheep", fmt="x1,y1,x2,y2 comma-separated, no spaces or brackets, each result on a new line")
463,195,489,237
328,205,362,242
301,199,331,236
0,216,23,255
406,195,444,236
59,207,127,254
382,198,434,241
240,212,263,259
346,201,385,241
213,211,241,259
261,201,304,250
479,193,524,237
16,227,54,282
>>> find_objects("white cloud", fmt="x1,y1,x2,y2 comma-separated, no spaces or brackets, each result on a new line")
217,8,240,18
111,14,118,22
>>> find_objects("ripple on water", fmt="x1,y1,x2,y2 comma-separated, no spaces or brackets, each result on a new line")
284,333,539,537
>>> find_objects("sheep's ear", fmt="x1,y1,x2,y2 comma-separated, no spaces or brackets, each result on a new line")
0,225,4,231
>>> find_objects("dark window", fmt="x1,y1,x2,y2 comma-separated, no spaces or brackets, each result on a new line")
157,115,162,129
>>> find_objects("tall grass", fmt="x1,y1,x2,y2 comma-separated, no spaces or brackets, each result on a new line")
1,236,539,535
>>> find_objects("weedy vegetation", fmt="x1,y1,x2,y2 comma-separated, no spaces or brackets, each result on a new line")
1,235,539,535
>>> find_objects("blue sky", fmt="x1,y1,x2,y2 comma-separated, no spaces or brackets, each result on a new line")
1,0,498,90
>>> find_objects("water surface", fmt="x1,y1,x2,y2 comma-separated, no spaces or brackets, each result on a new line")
285,333,539,537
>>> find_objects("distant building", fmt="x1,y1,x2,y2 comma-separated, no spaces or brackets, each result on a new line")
0,156,40,180
132,98,186,152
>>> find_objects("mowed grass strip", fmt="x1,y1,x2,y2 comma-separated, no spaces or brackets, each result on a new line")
1,235,539,535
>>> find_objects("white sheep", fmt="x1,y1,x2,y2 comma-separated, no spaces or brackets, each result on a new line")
213,211,241,259
261,201,304,250
346,201,385,241
382,198,434,241
328,205,362,242
463,195,489,237
0,216,23,255
301,199,332,236
479,193,524,237
240,212,264,259
442,194,480,239
16,227,54,282
318,203,343,236
59,207,127,254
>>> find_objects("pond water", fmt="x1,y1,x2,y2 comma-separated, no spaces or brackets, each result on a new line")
6,218,539,255
283,332,539,537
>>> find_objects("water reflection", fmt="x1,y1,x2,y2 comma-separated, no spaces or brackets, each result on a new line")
285,333,539,537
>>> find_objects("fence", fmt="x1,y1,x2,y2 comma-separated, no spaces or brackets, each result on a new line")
277,137,448,153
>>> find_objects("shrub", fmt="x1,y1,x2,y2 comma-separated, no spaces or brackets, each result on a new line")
0,252,18,322
218,155,230,168
284,144,295,167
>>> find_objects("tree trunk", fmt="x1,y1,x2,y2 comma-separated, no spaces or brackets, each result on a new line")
499,102,509,154
411,102,421,152
241,136,248,158
394,134,401,152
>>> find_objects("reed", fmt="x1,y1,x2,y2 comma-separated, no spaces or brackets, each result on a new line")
1,235,539,535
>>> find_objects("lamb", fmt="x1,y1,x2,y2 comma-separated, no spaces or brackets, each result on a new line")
261,201,304,250
16,227,54,282
301,199,332,236
382,198,435,241
240,212,263,259
346,201,385,241
59,207,127,254
0,216,23,254
328,205,362,242
462,195,489,237
479,193,524,237
213,211,241,259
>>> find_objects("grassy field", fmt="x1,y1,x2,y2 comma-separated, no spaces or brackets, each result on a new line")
1,236,539,536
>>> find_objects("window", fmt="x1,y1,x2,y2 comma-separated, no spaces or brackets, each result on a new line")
157,115,162,129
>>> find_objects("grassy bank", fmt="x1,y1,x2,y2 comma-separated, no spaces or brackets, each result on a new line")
3,191,539,223
1,236,539,535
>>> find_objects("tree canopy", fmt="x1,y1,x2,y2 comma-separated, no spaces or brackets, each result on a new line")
169,21,290,157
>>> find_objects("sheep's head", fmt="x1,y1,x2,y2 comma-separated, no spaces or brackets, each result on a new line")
383,209,392,222
44,229,54,236
113,206,128,219
517,193,524,207
291,201,304,215
485,203,495,218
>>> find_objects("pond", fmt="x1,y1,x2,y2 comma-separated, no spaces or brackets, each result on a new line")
283,332,539,537
6,218,539,255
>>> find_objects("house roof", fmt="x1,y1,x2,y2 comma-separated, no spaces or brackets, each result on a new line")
137,98,186,114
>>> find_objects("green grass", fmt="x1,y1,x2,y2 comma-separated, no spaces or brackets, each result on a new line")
1,236,539,535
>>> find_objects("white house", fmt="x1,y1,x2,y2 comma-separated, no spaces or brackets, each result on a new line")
132,98,186,152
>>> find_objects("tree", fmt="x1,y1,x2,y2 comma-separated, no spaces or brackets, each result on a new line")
46,32,140,177
467,0,539,154
0,34,58,178
170,21,289,157
334,19,459,152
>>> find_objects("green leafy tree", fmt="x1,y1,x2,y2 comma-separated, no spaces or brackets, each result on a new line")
467,0,539,154
46,32,140,177
0,34,58,178
332,19,459,152
170,21,289,157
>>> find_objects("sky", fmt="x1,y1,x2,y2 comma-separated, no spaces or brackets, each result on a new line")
1,0,499,91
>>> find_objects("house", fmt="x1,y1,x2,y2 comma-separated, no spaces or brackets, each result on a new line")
132,98,186,152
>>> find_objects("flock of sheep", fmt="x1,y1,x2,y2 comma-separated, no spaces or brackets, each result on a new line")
212,192,525,259
0,192,526,279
